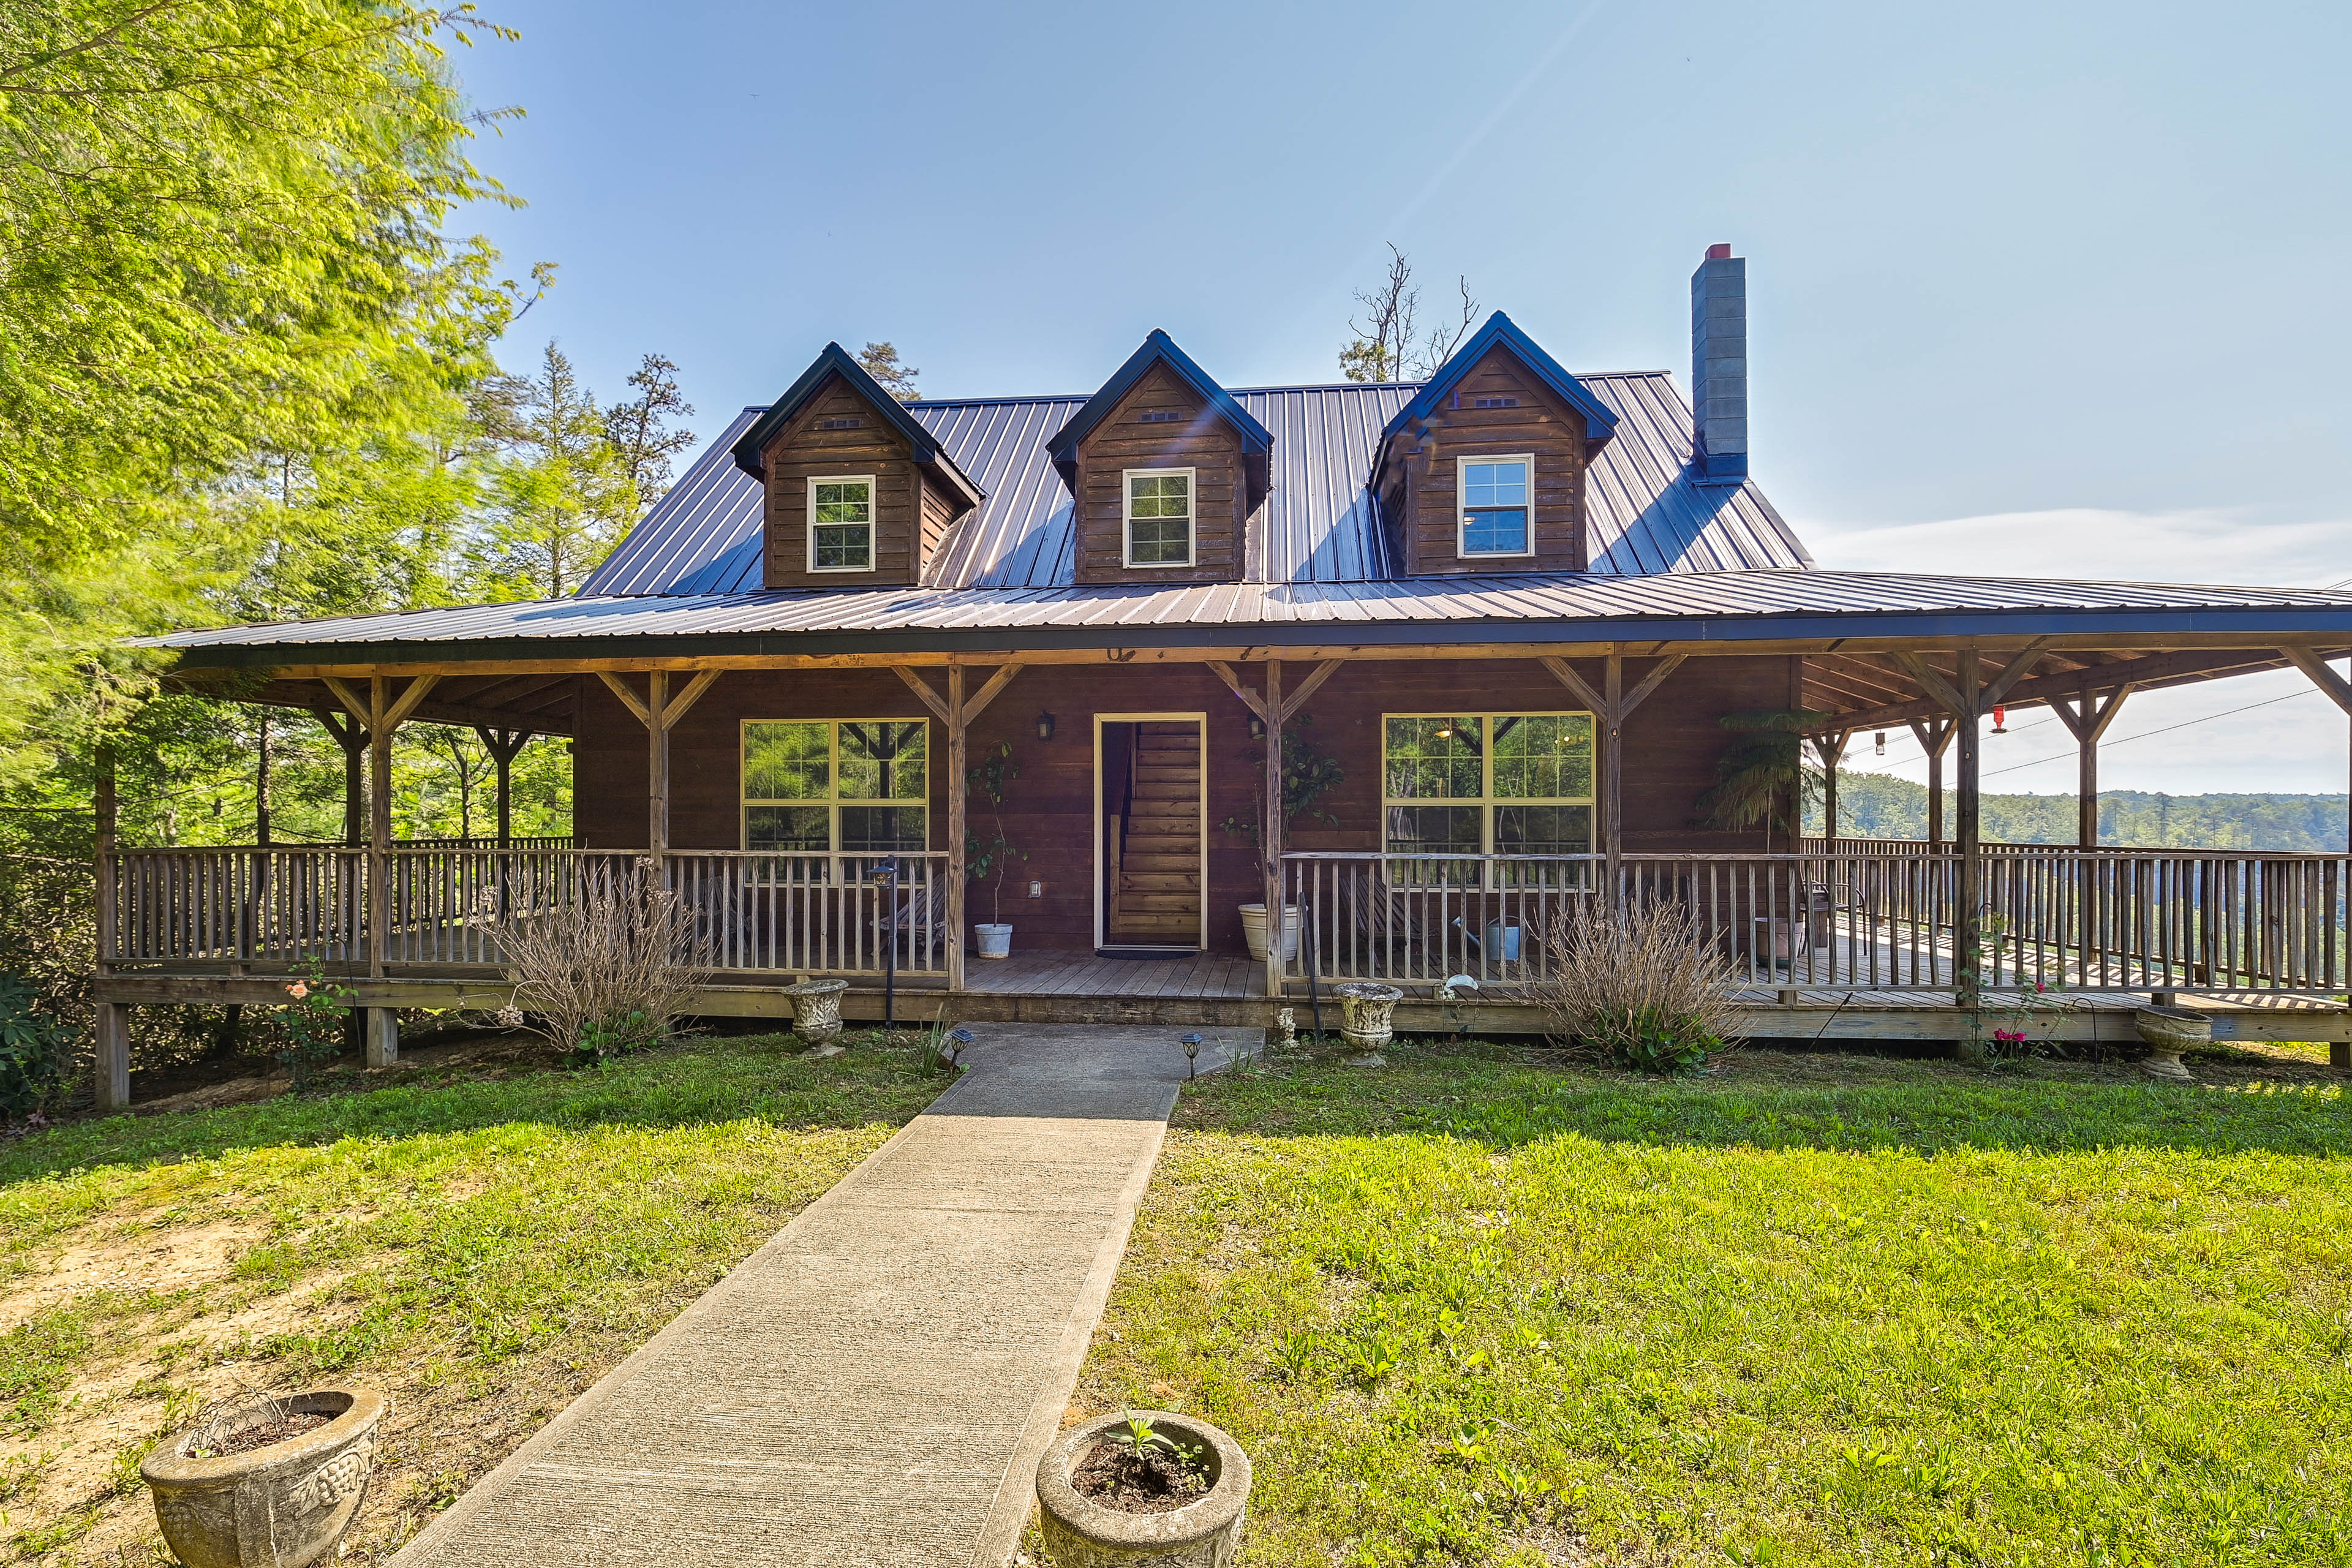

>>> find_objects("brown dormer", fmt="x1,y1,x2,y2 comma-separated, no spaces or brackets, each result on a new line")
1371,312,1619,576
1047,331,1273,587
730,344,982,589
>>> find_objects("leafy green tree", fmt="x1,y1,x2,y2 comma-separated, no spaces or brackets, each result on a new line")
857,342,920,401
468,343,637,599
605,353,698,509
0,1,521,775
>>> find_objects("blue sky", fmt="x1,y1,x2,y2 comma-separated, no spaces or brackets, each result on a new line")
447,0,2352,795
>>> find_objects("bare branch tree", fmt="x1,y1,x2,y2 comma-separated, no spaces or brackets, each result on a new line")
493,859,709,1061
1341,245,1479,382
603,352,697,508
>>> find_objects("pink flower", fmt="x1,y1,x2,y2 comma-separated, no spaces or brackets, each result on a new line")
1993,1029,2026,1043
285,982,309,1000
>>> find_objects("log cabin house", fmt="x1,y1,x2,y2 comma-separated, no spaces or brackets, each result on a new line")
96,246,2352,1103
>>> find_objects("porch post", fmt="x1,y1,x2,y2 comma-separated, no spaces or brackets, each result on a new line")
2049,681,2131,849
472,728,529,850
946,664,967,992
93,742,129,1110
2274,647,2352,1067
1603,649,1624,901
647,669,669,861
1813,731,1852,842
1264,657,1285,1001
1909,718,1953,846
1953,646,1983,1019
368,676,391,986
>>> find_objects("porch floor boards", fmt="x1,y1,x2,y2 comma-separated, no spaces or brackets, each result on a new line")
960,948,1262,998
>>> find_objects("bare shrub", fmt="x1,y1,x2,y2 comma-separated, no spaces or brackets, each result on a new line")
1534,897,1744,1074
493,858,709,1062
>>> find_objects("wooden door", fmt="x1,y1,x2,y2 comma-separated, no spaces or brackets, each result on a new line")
1099,718,1204,948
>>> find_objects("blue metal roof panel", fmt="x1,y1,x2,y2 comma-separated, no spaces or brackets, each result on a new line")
154,571,2352,654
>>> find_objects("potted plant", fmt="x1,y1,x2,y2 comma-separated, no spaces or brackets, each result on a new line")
1036,1408,1251,1567
1219,715,1341,962
141,1387,388,1568
966,741,1025,959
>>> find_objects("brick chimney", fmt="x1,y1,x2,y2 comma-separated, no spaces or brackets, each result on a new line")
1691,243,1747,481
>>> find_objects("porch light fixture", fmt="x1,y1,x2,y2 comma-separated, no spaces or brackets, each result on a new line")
1036,710,1056,741
1874,731,1887,757
1180,1032,1203,1079
1248,715,1265,740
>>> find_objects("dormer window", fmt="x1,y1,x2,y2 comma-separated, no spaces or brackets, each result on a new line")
809,476,875,571
1458,456,1532,557
1124,469,1195,567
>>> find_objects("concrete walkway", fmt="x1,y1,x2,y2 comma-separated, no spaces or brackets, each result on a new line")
392,1023,1255,1568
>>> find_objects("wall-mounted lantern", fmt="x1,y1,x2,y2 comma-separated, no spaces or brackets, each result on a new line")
1036,710,1057,741
1248,715,1265,741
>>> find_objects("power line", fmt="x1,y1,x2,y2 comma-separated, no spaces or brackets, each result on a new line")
1981,686,2324,780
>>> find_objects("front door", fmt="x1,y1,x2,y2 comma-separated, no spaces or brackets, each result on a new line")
1095,715,1205,951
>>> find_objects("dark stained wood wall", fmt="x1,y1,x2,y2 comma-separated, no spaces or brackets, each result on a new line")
1376,344,1591,576
1071,363,1246,586
917,470,960,576
573,655,1792,955
761,373,921,589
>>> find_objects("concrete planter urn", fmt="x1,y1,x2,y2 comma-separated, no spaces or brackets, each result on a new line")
1037,1409,1251,1567
2134,1005,2208,1081
1334,982,1403,1052
782,978,849,1044
141,1387,386,1568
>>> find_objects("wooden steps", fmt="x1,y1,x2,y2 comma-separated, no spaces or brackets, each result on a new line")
1108,722,1202,944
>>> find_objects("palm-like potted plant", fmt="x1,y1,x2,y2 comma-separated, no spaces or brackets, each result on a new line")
1695,708,1832,962
966,742,1025,958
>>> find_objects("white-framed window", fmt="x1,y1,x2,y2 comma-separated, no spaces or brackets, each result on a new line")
1381,711,1594,886
1457,454,1534,558
742,718,928,854
807,475,876,571
1123,467,1196,568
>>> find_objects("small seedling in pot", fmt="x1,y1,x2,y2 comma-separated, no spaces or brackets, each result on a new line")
1110,1409,1175,1464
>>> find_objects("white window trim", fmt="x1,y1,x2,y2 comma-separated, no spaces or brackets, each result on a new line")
1455,453,1536,560
807,473,878,573
1121,466,1198,569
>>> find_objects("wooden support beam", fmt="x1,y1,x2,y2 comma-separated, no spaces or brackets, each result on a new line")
1619,654,1686,718
94,1002,129,1112
1812,730,1852,840
647,669,669,856
1278,659,1344,720
2049,682,2133,848
472,726,532,848
92,741,128,1111
1981,637,2052,709
959,662,1022,726
1264,658,1286,1001
595,670,654,728
1537,655,1606,714
1204,660,1268,722
1604,651,1624,896
1909,716,1955,846
946,665,967,993
892,665,952,723
1953,646,1985,1026
2280,646,2352,716
320,675,372,729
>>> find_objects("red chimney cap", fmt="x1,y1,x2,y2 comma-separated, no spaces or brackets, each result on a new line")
1706,243,1733,260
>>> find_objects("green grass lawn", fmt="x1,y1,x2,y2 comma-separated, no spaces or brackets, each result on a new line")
0,1031,945,1566
1077,1041,2352,1567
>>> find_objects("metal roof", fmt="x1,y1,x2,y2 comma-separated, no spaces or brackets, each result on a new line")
578,371,1811,598
155,570,2352,666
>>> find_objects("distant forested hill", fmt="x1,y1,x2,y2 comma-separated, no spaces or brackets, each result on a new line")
1811,775,2348,852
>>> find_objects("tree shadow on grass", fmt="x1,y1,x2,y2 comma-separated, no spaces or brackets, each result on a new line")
1176,1039,2352,1158
0,1037,949,1188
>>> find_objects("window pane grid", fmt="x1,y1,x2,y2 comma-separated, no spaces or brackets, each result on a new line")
1126,469,1194,565
1458,458,1531,556
809,477,875,570
744,719,929,858
1382,712,1594,886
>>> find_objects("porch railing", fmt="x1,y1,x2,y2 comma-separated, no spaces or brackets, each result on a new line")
1284,846,2350,997
106,845,952,979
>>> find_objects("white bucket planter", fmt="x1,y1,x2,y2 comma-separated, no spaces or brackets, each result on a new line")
781,978,848,1041
2134,1005,2207,1081
1238,904,1300,963
1334,982,1403,1051
974,923,1014,959
1037,1409,1251,1567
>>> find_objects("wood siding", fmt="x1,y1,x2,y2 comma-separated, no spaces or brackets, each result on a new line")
1376,344,1591,576
1071,363,1247,586
917,469,961,577
761,373,921,589
571,655,1791,957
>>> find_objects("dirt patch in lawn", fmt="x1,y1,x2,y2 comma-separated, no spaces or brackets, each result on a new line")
0,1218,266,1331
